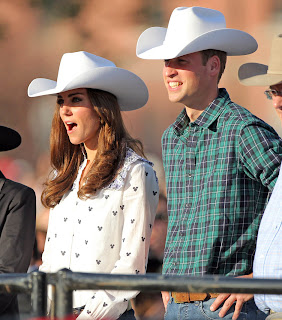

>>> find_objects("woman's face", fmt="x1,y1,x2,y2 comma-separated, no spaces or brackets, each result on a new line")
58,88,100,150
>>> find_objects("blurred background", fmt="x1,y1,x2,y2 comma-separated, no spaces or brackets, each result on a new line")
0,0,281,319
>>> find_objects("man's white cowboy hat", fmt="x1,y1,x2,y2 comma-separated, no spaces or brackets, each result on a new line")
238,34,282,86
136,6,257,60
28,51,148,111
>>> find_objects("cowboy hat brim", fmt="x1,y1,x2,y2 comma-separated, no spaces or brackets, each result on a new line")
238,63,282,86
137,27,258,59
0,126,21,152
28,67,148,111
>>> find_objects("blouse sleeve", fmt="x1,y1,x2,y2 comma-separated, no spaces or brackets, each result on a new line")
78,161,159,320
39,209,53,273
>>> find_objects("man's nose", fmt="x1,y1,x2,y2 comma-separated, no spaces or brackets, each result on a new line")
273,95,282,109
164,61,177,77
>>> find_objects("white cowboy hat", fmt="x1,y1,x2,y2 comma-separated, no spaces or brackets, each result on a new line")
28,51,148,111
238,34,282,86
136,6,257,60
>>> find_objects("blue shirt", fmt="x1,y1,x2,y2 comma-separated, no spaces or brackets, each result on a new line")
253,165,282,312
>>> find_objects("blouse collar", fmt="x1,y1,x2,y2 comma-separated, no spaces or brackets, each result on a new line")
72,148,153,191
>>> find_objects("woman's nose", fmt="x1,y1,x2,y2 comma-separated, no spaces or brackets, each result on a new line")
60,104,72,116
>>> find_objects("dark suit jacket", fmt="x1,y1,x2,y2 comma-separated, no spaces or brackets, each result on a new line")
0,171,36,319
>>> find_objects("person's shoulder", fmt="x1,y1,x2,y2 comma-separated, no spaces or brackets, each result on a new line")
107,149,156,190
220,99,273,129
3,178,35,197
125,149,154,172
131,158,155,174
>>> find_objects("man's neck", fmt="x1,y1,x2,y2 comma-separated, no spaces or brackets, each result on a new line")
185,107,205,122
185,88,219,122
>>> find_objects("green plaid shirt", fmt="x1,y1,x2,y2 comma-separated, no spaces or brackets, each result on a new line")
162,88,282,276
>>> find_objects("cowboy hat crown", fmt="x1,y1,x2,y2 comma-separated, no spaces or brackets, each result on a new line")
28,51,148,111
0,126,21,152
238,34,282,86
136,6,258,60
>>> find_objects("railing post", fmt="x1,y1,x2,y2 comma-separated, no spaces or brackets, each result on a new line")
30,271,47,318
55,269,73,319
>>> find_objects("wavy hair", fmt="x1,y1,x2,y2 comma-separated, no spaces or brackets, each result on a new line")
42,88,144,208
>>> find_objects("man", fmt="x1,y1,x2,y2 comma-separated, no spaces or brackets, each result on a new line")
238,34,282,320
136,7,282,320
0,125,36,319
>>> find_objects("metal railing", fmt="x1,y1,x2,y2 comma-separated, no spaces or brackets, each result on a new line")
0,272,47,317
49,269,282,318
1,269,282,319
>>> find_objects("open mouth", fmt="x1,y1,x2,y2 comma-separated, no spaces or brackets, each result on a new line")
168,81,183,89
65,122,77,132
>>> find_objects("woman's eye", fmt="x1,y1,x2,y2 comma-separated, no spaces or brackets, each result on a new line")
57,99,64,106
72,97,82,103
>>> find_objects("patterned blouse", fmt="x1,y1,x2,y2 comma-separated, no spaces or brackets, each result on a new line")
39,148,159,319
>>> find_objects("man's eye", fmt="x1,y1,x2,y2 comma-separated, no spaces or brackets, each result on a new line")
57,99,64,106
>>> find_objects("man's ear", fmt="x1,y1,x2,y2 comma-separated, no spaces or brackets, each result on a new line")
208,55,221,78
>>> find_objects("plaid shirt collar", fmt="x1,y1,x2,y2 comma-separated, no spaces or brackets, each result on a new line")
173,88,229,135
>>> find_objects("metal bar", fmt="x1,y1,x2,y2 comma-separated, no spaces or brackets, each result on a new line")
0,273,30,294
62,272,282,295
30,272,47,318
54,269,73,319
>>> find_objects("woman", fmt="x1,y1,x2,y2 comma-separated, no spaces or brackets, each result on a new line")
28,51,159,319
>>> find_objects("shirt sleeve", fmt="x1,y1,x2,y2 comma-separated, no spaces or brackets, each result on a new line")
238,122,282,191
39,209,53,273
78,162,159,320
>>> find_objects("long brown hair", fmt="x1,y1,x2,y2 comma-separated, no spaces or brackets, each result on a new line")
42,88,144,209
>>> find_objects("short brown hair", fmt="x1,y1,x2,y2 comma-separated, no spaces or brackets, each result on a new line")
201,49,227,83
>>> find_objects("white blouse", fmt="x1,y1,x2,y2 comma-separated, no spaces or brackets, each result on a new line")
39,148,159,319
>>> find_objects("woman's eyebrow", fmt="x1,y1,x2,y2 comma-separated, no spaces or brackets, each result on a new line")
68,92,84,97
57,92,84,98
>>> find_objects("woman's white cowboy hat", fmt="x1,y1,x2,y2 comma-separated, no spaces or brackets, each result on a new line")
28,51,148,111
238,34,282,86
136,6,257,60
0,126,21,151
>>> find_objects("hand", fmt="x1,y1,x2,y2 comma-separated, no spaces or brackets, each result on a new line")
161,291,170,310
210,292,253,319
210,274,253,320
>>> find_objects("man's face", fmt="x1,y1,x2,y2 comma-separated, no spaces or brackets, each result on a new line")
162,52,211,108
270,83,282,112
